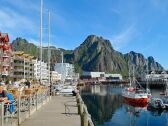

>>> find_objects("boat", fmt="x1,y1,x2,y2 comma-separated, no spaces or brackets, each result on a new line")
122,65,151,104
122,87,151,104
147,98,168,110
59,85,74,95
124,96,148,107
59,85,78,95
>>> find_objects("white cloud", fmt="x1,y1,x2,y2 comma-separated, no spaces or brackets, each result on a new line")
0,8,36,32
1,0,39,12
110,25,136,50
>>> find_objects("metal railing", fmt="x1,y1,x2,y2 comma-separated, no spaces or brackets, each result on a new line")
0,87,51,126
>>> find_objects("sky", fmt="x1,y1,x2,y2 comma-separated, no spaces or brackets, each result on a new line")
0,0,168,69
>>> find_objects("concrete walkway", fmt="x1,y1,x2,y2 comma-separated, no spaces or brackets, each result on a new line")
21,96,80,126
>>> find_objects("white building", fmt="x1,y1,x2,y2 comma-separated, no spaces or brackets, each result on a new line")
83,72,105,78
51,71,61,83
33,59,49,83
146,71,168,80
54,63,75,81
82,72,123,81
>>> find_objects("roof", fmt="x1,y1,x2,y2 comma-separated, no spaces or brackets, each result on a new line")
0,32,9,42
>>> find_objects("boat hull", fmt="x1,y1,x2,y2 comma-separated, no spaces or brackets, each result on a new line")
123,96,148,104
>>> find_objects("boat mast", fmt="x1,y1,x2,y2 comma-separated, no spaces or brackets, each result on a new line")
129,62,131,87
61,51,64,85
48,10,51,87
146,60,149,92
40,0,43,84
133,65,135,84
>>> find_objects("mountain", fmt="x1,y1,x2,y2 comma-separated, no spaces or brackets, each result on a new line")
11,35,164,77
124,51,163,77
69,35,128,75
11,37,62,70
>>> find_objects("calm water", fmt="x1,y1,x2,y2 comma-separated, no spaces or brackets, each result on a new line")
81,85,168,126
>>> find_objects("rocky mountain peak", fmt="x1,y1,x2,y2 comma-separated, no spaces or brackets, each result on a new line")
11,35,164,77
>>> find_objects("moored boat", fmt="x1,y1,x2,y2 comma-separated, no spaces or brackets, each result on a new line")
147,98,168,110
122,65,151,104
122,87,151,104
59,85,78,95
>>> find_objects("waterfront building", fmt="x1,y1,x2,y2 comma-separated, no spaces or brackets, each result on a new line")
146,71,168,80
105,74,123,81
33,59,49,83
54,63,75,81
81,72,123,81
0,32,12,78
50,71,62,83
82,72,105,79
12,51,34,80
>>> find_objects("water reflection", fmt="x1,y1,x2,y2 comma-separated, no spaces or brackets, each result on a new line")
81,85,123,125
81,85,168,126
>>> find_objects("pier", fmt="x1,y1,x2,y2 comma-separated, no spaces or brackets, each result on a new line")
0,87,95,126
21,96,80,126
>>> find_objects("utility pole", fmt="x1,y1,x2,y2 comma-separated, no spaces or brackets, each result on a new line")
40,0,43,84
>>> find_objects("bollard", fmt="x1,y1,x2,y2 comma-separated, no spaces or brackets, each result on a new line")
76,93,80,99
77,97,82,104
77,95,82,103
81,111,88,126
1,102,4,126
78,101,84,115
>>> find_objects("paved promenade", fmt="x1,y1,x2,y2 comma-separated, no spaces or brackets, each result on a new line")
21,95,80,126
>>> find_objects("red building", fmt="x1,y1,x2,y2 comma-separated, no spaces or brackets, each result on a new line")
0,32,12,78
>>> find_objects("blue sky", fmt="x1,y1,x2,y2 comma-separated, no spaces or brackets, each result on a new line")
0,0,168,69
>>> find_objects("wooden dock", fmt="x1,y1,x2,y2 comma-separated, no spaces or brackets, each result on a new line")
21,96,80,126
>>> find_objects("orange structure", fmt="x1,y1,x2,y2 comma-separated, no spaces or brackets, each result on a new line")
0,32,12,78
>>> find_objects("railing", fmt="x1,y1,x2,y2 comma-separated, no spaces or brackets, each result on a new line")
13,63,24,66
12,75,24,78
76,93,94,126
13,69,24,72
0,87,51,126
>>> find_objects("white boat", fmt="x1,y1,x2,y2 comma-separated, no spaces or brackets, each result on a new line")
60,85,77,95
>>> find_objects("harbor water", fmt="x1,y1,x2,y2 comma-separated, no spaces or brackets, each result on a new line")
81,85,168,126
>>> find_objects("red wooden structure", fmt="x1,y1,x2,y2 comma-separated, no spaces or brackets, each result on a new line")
0,32,12,78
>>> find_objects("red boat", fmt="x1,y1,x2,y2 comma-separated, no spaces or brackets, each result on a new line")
122,87,151,104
